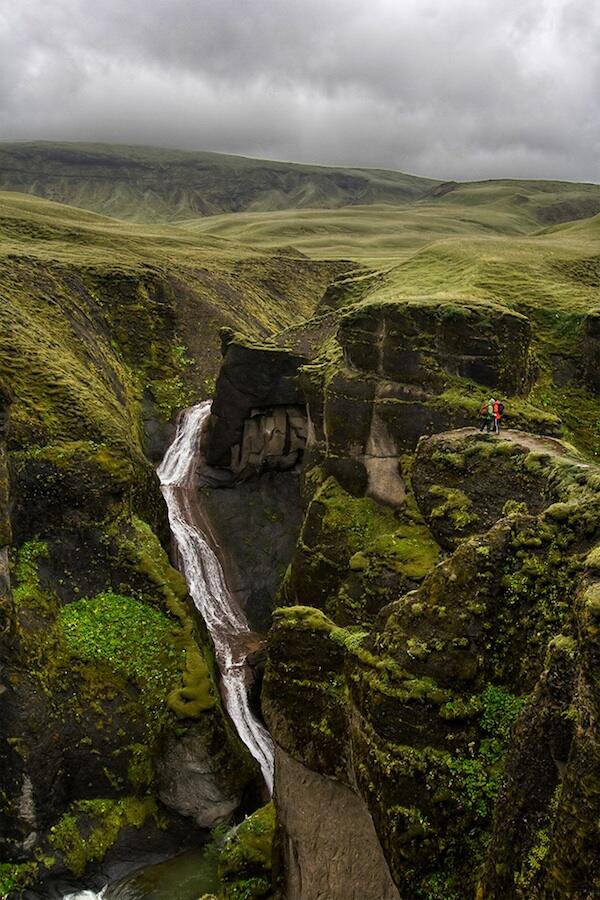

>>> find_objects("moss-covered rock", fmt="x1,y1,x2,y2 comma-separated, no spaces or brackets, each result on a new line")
279,471,440,628
338,298,533,395
217,803,275,900
581,308,600,393
264,428,600,899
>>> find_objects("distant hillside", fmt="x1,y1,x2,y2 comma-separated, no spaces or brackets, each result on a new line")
0,141,438,223
185,179,600,263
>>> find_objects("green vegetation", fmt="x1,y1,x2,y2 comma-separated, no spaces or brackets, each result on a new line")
58,591,183,697
188,179,600,263
218,803,275,900
287,473,440,625
428,485,478,532
48,797,157,877
0,862,39,900
0,140,436,223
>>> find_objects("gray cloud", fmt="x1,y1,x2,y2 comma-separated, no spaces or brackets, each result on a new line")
0,0,598,181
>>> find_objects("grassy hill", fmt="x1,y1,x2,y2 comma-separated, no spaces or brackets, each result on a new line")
0,191,344,454
185,179,600,264
0,142,598,244
0,141,437,223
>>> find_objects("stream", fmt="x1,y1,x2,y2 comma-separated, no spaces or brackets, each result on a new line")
60,401,274,899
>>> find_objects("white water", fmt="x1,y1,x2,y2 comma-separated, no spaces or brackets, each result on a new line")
157,401,274,793
63,892,105,900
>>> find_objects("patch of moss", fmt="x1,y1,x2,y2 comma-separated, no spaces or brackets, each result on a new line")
0,862,39,900
428,485,478,532
127,742,154,791
168,644,215,718
58,591,183,699
12,539,51,610
218,803,275,900
48,796,157,877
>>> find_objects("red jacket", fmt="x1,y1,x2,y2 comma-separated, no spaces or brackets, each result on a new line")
493,401,501,419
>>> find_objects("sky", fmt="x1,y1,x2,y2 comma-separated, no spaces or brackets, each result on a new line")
0,0,598,182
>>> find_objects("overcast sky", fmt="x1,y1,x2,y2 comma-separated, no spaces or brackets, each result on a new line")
0,0,598,182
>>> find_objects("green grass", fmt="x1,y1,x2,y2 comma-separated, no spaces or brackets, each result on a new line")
0,190,341,453
58,591,183,693
0,140,437,223
185,179,600,264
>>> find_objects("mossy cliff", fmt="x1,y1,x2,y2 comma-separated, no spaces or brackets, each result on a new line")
0,197,347,895
196,276,600,898
263,431,600,898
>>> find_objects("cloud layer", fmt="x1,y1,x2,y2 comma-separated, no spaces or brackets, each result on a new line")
1,0,598,181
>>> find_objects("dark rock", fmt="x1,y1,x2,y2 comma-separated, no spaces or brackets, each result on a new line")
339,298,533,395
202,336,307,470
582,309,600,393
274,747,400,900
199,470,304,631
411,428,562,550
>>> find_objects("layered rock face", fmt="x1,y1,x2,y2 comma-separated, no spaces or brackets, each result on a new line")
202,332,308,480
197,288,600,898
264,431,600,898
339,299,532,394
302,298,537,501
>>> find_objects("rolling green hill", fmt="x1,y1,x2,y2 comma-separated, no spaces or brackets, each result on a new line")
0,142,598,244
0,141,437,222
0,191,344,453
185,179,600,264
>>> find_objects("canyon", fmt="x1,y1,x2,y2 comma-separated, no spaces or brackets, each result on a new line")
0,146,599,899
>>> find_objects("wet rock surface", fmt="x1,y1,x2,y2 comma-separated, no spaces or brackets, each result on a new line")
274,747,400,900
199,470,303,632
202,332,307,473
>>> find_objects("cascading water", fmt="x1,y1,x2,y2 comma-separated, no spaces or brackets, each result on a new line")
59,402,273,900
157,401,274,792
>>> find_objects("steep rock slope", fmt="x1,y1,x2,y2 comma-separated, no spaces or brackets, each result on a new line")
200,266,600,897
0,195,342,894
264,430,600,899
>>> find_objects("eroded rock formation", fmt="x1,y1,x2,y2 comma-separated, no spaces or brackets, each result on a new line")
263,429,600,898
202,331,308,479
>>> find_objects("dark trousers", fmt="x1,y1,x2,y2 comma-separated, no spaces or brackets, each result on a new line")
479,416,493,432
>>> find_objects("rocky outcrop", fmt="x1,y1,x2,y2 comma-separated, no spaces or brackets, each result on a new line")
200,471,304,632
154,722,246,827
411,428,565,549
201,332,308,478
582,309,600,393
339,298,533,394
228,405,307,479
300,298,552,501
264,429,600,898
274,748,399,900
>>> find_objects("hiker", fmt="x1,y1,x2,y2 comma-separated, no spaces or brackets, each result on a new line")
479,397,495,433
493,398,504,434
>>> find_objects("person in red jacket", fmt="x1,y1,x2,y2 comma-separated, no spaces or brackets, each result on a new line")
493,399,505,434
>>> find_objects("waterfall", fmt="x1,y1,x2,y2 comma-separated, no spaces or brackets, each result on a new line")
157,401,274,793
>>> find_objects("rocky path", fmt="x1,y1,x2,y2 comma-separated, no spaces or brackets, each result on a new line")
428,426,589,463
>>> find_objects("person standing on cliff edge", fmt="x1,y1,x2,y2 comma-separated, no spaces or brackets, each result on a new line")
479,398,494,432
493,398,504,433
